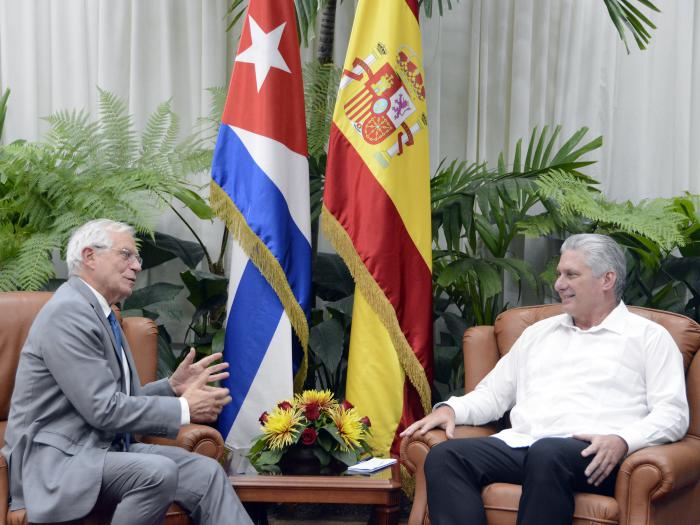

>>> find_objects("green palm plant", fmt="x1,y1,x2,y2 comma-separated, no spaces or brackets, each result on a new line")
429,126,700,400
0,89,214,291
431,126,602,325
0,88,9,141
530,186,698,320
603,0,660,52
533,171,688,252
429,126,603,399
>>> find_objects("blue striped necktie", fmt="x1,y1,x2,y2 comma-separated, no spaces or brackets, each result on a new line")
107,312,123,359
107,311,130,451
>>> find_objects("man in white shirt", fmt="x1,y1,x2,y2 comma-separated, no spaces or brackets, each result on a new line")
2,219,253,524
401,233,689,525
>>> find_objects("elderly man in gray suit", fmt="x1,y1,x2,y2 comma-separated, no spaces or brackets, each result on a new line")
2,219,253,524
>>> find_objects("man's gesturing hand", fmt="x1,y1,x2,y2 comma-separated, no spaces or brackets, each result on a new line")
574,433,628,487
182,369,232,423
400,405,456,439
169,348,230,396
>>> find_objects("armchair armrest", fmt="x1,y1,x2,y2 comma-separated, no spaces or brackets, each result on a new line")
1,453,8,525
138,424,225,461
615,436,700,525
401,425,498,525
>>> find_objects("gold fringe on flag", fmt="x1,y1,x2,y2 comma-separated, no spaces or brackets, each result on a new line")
320,205,431,414
211,181,308,392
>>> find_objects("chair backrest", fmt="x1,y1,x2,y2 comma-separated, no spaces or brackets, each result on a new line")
0,291,158,447
0,292,53,447
488,304,700,438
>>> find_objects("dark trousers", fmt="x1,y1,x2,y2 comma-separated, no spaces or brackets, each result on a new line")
424,437,618,525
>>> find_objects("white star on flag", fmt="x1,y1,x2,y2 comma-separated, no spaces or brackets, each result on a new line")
235,16,291,92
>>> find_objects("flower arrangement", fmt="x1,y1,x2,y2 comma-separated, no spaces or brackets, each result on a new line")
248,390,372,473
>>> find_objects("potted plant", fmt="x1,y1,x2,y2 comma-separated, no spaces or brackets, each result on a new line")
248,389,372,474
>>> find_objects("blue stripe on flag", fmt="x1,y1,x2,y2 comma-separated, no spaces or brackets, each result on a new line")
217,259,283,436
212,124,312,316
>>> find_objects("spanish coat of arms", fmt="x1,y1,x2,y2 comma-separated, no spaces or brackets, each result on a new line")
339,44,427,168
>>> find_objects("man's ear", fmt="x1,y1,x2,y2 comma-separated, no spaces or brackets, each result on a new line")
601,271,617,292
81,246,97,270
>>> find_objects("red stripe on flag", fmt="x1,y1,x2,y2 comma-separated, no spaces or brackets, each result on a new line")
325,123,433,380
345,95,371,117
391,381,426,456
221,0,307,156
345,89,371,110
349,108,371,124
405,0,419,21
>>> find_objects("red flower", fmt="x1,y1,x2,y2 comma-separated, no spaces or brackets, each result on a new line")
304,403,321,421
360,416,371,428
341,400,354,411
258,411,269,424
277,400,293,411
301,427,317,446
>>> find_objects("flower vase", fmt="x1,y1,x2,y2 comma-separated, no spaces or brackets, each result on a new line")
279,446,322,475
279,446,348,475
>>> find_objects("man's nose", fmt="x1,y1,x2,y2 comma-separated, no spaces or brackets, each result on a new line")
554,276,564,291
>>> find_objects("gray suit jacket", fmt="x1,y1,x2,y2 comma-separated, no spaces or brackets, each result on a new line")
1,278,182,523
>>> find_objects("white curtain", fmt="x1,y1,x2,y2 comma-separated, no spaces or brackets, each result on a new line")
415,0,699,201
1,0,698,226
0,0,234,141
0,0,236,258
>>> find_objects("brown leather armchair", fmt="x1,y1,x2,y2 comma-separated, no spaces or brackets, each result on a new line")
0,291,226,525
401,304,700,525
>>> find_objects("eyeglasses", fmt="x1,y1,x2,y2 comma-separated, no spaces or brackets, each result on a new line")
93,245,143,265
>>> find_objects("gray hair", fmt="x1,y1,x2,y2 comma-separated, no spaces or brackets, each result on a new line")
560,234,626,301
66,219,135,275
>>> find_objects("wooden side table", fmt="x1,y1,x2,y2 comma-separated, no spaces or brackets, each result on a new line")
230,464,402,524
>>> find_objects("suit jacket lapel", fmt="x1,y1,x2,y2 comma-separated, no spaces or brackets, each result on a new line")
68,278,125,388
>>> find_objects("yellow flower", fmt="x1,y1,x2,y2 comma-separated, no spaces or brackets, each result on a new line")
329,406,365,451
262,407,303,450
295,389,335,410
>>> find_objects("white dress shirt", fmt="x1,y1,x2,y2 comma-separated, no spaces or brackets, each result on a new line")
441,302,689,454
81,279,190,425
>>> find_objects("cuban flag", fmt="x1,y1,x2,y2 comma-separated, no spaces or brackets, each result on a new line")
210,0,311,466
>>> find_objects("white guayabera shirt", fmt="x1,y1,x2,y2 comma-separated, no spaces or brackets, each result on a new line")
440,302,689,454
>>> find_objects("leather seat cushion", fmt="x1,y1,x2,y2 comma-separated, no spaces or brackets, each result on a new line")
482,483,619,525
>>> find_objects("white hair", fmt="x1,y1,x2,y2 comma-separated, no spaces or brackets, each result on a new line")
560,233,626,301
66,219,135,275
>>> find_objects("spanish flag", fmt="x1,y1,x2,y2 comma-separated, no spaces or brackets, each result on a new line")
322,0,432,456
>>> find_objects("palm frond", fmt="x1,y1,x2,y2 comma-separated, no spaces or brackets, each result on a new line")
517,213,559,238
191,87,227,151
603,0,660,52
141,100,178,159
225,0,249,33
431,126,602,255
16,233,61,290
0,90,212,291
97,87,138,168
419,0,458,17
295,0,330,47
0,88,9,141
303,61,341,157
536,170,687,251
